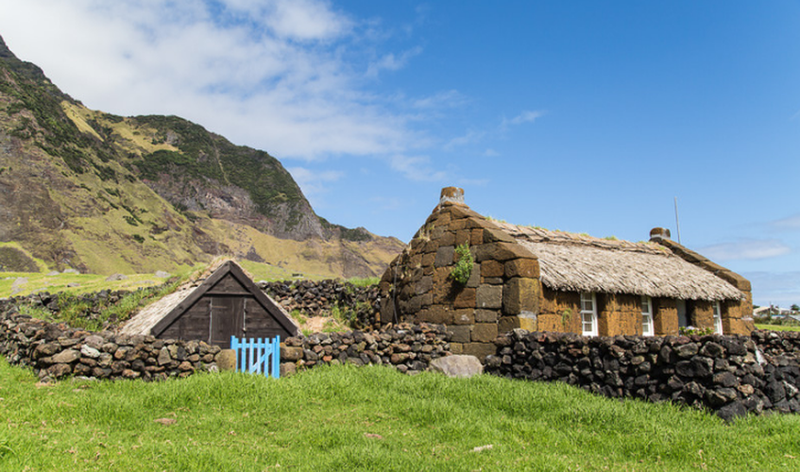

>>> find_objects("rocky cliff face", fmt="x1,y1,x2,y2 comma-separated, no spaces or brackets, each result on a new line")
0,35,404,276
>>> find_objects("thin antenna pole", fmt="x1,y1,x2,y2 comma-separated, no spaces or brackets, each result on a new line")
674,197,682,244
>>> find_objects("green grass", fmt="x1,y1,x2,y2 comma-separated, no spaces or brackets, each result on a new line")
0,271,170,298
346,276,379,287
1,360,799,471
0,264,202,298
756,324,800,332
5,267,198,330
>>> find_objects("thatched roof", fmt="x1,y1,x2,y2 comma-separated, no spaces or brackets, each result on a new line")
494,222,743,301
120,286,195,336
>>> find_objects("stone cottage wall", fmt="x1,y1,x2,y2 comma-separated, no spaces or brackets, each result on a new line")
651,229,754,335
379,187,540,359
539,289,646,337
487,329,800,420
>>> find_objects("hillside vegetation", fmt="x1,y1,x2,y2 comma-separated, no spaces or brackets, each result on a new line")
0,35,403,278
1,361,798,471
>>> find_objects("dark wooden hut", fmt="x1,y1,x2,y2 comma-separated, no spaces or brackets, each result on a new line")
121,260,300,348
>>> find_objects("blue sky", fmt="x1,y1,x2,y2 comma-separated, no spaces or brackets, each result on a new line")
0,1,798,307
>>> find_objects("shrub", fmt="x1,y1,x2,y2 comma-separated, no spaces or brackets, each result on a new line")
450,243,473,285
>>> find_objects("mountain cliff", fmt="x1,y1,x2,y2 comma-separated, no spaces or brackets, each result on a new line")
0,35,404,277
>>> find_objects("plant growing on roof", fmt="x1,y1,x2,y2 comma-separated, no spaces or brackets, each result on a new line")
450,243,474,285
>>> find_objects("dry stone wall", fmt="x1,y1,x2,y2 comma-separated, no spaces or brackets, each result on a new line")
1,296,450,381
3,289,151,330
487,329,800,420
753,329,800,361
279,323,451,376
259,279,381,328
1,308,223,382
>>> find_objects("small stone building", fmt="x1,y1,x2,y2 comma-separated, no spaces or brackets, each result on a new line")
122,260,300,348
379,188,753,359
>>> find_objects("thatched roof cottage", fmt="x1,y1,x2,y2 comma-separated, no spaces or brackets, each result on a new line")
379,187,753,359
122,260,300,348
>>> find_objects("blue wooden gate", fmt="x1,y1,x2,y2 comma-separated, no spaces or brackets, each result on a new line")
230,335,281,378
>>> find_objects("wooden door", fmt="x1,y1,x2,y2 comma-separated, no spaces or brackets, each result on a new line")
210,297,244,348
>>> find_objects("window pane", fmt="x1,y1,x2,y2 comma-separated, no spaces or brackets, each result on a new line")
642,313,653,336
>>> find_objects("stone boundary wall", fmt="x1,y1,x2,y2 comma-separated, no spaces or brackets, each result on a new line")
279,323,451,376
0,303,221,381
487,329,800,420
1,298,451,381
259,279,381,328
1,309,224,382
752,329,800,360
1,289,152,330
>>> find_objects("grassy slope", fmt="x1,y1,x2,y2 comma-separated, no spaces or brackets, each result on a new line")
0,259,347,299
0,242,48,272
0,271,171,298
1,361,799,471
201,219,399,280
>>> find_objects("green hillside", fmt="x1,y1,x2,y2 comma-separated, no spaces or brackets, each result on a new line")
0,35,404,278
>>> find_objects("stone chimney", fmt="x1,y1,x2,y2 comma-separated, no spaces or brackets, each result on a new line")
439,186,465,206
649,227,671,242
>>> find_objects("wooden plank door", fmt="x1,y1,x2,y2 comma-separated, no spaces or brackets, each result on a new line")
210,297,244,348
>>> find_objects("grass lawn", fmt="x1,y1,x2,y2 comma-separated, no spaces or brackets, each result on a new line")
1,262,375,300
0,271,174,299
755,324,800,332
1,360,799,471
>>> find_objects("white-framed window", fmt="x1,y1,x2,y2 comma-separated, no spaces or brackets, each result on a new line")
713,301,723,335
641,296,654,336
580,292,598,336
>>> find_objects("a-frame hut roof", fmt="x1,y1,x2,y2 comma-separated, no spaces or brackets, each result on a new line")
121,260,300,337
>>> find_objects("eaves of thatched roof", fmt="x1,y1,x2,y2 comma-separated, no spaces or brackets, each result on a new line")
494,222,743,301
119,286,194,336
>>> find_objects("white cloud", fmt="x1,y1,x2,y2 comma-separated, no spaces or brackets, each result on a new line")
503,110,545,127
366,46,422,78
259,0,351,41
772,214,800,230
441,109,545,152
412,90,466,109
700,239,791,261
484,148,499,157
0,0,418,161
287,166,344,197
444,130,485,151
389,155,448,182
